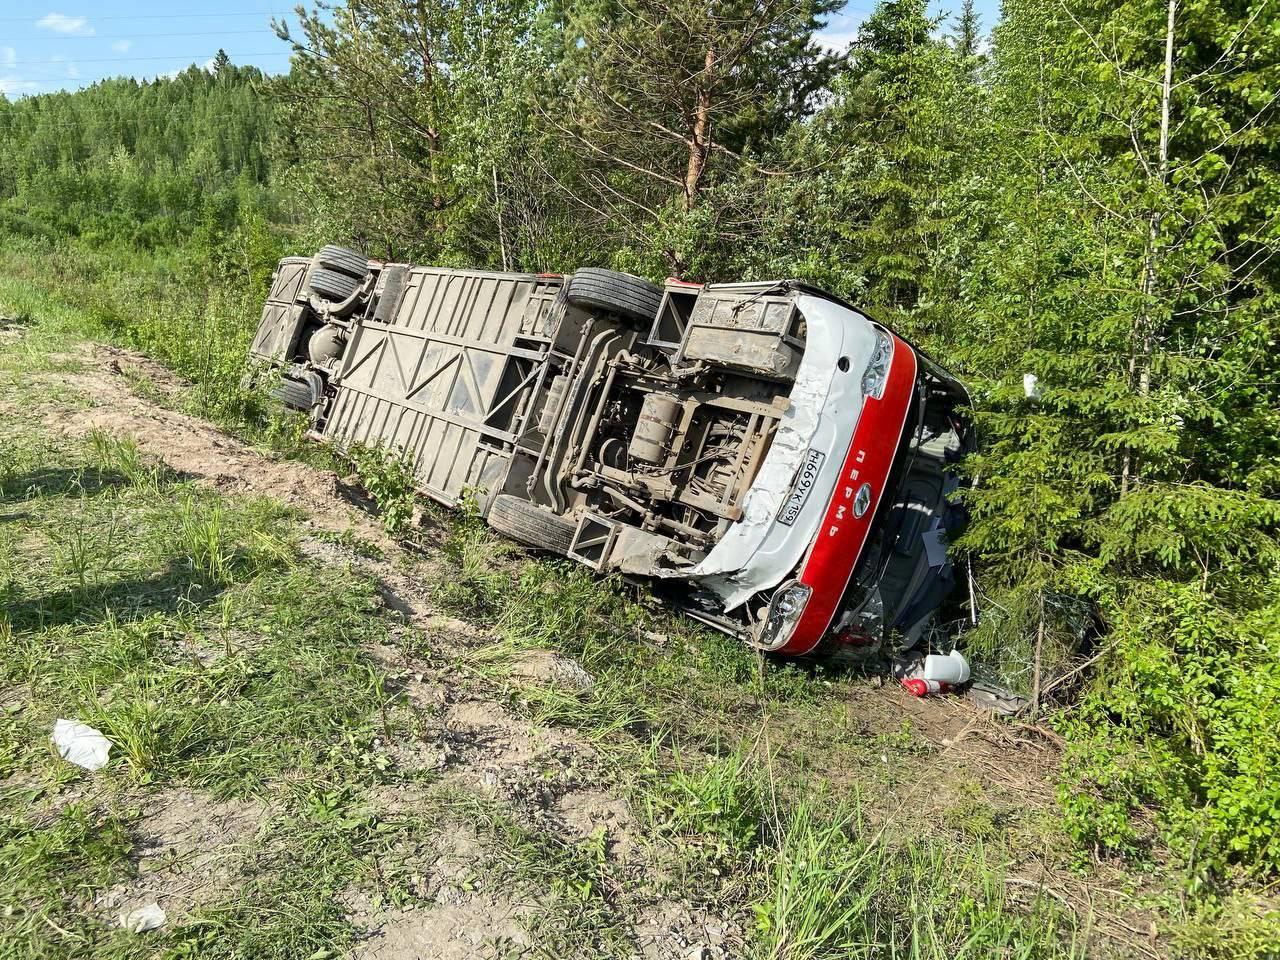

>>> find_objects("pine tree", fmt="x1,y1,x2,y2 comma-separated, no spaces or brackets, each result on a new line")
952,0,980,59
736,0,978,316
546,0,840,273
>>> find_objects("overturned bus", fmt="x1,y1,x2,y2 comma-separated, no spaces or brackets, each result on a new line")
247,246,974,657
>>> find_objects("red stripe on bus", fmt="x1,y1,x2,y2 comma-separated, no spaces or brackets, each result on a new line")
776,335,918,655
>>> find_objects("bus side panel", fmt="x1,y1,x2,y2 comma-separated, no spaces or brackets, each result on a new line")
322,268,560,506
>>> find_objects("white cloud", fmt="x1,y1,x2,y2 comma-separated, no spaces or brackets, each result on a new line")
111,40,131,53
202,56,218,72
66,62,80,78
36,13,94,36
815,10,864,55
1,47,15,69
0,76,42,96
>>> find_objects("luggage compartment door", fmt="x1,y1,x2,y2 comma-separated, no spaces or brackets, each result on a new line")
249,257,311,363
322,268,560,506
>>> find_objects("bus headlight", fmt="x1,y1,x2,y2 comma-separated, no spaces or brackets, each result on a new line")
756,581,813,651
861,330,892,399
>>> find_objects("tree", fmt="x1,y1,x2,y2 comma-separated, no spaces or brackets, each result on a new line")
730,0,980,314
0,65,278,247
546,0,840,272
953,0,1280,874
951,0,981,59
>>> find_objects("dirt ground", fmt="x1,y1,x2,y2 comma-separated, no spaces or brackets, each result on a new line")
23,340,1157,958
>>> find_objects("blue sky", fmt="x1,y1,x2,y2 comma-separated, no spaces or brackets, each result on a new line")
0,0,1003,99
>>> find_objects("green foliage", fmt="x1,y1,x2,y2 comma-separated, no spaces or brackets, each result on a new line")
1058,583,1280,878
0,803,134,952
348,443,419,536
3,0,1278,907
945,0,1280,881
0,63,282,249
753,802,1078,960
644,748,766,864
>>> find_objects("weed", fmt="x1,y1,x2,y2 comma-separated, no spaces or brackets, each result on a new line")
753,801,1080,960
435,516,508,617
644,746,766,866
163,490,294,586
49,504,123,591
944,782,1002,840
311,526,387,562
0,803,134,956
1171,893,1280,960
445,788,631,955
88,428,173,491
349,443,418,536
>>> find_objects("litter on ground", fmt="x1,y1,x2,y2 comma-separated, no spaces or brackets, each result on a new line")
51,718,113,771
118,903,167,933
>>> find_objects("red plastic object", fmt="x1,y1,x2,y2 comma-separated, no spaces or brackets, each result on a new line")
835,627,873,646
902,678,951,697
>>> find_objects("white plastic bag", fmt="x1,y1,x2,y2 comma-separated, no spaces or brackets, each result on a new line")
51,719,113,771
119,902,167,933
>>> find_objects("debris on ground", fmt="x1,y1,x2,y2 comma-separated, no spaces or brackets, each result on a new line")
924,650,971,684
51,718,113,771
897,650,971,698
118,902,166,933
968,682,1031,716
510,650,596,695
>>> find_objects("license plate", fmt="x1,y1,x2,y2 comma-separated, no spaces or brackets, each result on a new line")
777,449,826,526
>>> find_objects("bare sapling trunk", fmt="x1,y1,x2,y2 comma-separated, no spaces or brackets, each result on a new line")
1121,0,1176,496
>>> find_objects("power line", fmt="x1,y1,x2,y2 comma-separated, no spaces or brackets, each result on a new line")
0,11,289,21
23,30,285,41
15,52,293,66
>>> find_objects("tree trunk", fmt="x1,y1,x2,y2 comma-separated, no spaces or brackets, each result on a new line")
683,44,716,210
1121,0,1176,497
410,0,446,235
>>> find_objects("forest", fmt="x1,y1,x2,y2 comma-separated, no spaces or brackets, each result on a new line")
1,0,1278,948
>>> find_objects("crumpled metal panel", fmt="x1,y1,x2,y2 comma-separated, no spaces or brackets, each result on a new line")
323,268,558,506
679,290,803,379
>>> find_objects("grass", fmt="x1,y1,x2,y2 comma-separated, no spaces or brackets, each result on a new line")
426,516,1092,958
753,801,1083,960
0,423,426,955
0,233,341,472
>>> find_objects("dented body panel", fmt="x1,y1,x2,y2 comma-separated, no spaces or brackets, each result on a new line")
321,268,561,505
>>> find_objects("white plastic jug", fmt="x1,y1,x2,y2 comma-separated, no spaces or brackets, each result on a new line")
923,650,971,685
